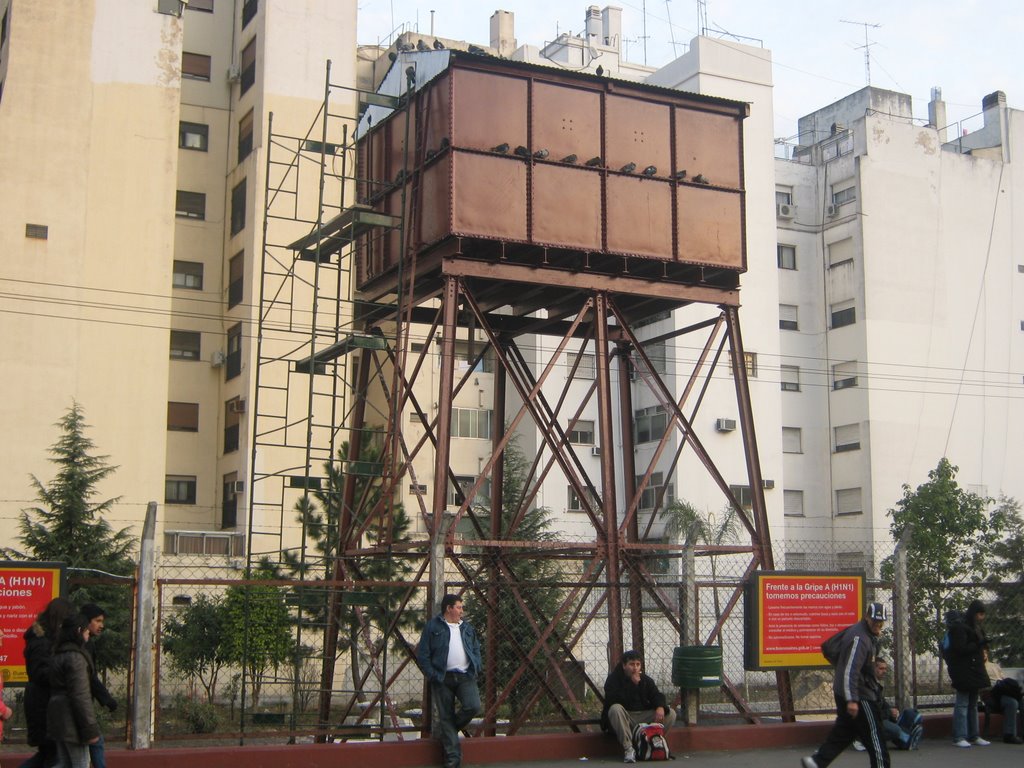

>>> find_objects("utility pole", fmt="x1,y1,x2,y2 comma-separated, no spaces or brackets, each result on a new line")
840,19,881,87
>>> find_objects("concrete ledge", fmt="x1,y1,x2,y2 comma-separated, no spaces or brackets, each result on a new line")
0,714,966,768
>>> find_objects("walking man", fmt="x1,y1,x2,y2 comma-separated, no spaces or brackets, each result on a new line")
802,602,890,768
601,649,676,763
417,594,482,768
81,603,118,768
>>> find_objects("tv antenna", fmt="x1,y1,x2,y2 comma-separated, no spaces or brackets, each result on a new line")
840,19,881,87
697,0,709,35
640,0,650,65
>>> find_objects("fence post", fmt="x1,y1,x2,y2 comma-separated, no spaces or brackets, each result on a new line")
893,524,911,709
131,501,157,749
679,534,697,724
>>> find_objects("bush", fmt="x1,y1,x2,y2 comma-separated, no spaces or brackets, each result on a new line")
175,695,220,734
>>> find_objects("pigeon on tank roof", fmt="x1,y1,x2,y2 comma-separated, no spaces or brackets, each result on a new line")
619,162,636,173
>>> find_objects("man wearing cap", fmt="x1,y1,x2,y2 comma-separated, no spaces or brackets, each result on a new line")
802,602,890,768
601,650,676,763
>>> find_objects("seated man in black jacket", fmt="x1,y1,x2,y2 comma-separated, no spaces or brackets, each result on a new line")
601,650,676,763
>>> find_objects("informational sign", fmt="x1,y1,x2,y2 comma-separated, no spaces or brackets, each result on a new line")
0,561,66,684
743,571,864,671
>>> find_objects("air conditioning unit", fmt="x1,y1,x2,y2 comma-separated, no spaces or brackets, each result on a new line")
229,398,246,414
233,480,245,493
227,65,241,82
715,418,737,432
591,445,602,457
210,351,226,367
826,203,839,217
762,479,775,490
776,203,795,220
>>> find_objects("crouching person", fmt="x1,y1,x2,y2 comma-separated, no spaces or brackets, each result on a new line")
601,650,676,763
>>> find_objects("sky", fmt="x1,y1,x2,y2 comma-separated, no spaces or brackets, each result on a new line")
356,0,1022,142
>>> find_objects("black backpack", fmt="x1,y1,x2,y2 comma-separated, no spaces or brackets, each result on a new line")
939,610,965,663
821,626,849,666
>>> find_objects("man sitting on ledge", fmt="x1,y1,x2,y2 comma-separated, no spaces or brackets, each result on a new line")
601,650,676,763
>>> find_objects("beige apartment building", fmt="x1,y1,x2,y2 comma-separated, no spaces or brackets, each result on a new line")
0,0,357,563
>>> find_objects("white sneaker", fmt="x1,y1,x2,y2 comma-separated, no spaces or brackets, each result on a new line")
801,757,819,768
624,747,636,764
852,740,866,752
971,737,991,746
953,739,972,748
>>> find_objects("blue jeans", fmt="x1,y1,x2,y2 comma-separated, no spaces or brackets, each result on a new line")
431,671,480,768
89,734,106,768
953,689,979,741
1001,694,1019,737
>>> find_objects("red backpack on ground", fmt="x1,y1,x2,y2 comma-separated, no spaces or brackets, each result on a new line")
631,722,671,760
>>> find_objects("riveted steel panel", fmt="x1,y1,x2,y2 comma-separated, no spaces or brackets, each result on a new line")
604,95,672,178
606,175,673,258
451,152,527,241
675,108,741,189
422,71,451,160
452,69,527,152
532,164,602,250
419,155,452,248
676,185,743,268
532,82,602,164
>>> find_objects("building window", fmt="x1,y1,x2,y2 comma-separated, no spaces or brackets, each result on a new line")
641,340,668,376
832,360,858,390
242,0,258,27
834,423,861,452
832,183,856,207
780,365,800,392
635,310,671,328
179,121,209,151
728,484,753,510
828,238,854,267
831,300,856,329
226,323,242,380
224,400,241,454
172,260,203,290
164,531,244,557
454,339,494,373
634,405,669,444
165,475,197,505
222,473,238,528
167,402,199,432
187,0,215,11
568,419,595,445
176,190,206,219
240,37,256,94
238,109,254,163
779,304,798,331
783,489,804,517
782,426,802,454
835,487,863,516
170,330,201,361
775,188,793,206
228,252,244,308
777,244,796,270
636,472,674,511
451,407,492,439
836,550,867,572
230,179,246,235
567,486,600,513
786,551,809,570
448,475,490,508
570,351,596,380
25,224,48,240
182,52,212,81
729,351,757,378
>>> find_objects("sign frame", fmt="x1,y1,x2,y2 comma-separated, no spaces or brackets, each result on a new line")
0,561,67,685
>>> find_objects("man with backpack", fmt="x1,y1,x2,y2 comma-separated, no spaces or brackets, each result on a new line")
601,650,676,763
801,602,890,768
946,599,991,747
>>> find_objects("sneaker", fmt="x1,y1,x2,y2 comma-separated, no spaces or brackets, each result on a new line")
971,737,991,746
953,739,972,748
624,747,636,764
800,757,819,768
852,740,866,752
1004,735,1024,744
909,724,924,750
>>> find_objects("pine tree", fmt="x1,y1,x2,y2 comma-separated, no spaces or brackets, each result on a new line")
2,402,136,670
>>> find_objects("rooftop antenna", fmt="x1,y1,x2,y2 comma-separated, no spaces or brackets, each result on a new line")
641,0,650,65
840,19,881,86
697,0,708,36
665,0,681,58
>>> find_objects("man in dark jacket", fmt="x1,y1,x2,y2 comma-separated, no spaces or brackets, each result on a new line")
417,594,482,768
19,597,74,768
947,599,991,747
601,650,676,763
47,614,101,768
802,602,890,768
81,604,117,768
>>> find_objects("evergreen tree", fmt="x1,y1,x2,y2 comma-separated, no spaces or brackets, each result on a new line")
2,402,135,671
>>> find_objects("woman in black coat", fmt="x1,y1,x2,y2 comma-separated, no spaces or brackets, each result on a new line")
19,597,74,768
947,599,991,747
46,614,101,768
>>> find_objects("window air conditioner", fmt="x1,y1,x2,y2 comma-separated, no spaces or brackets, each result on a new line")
762,479,775,490
591,445,602,456
227,65,241,82
826,203,839,217
233,480,245,493
776,203,795,220
210,351,226,367
229,398,246,414
715,418,737,432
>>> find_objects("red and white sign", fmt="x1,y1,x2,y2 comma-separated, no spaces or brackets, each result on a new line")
0,562,65,684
